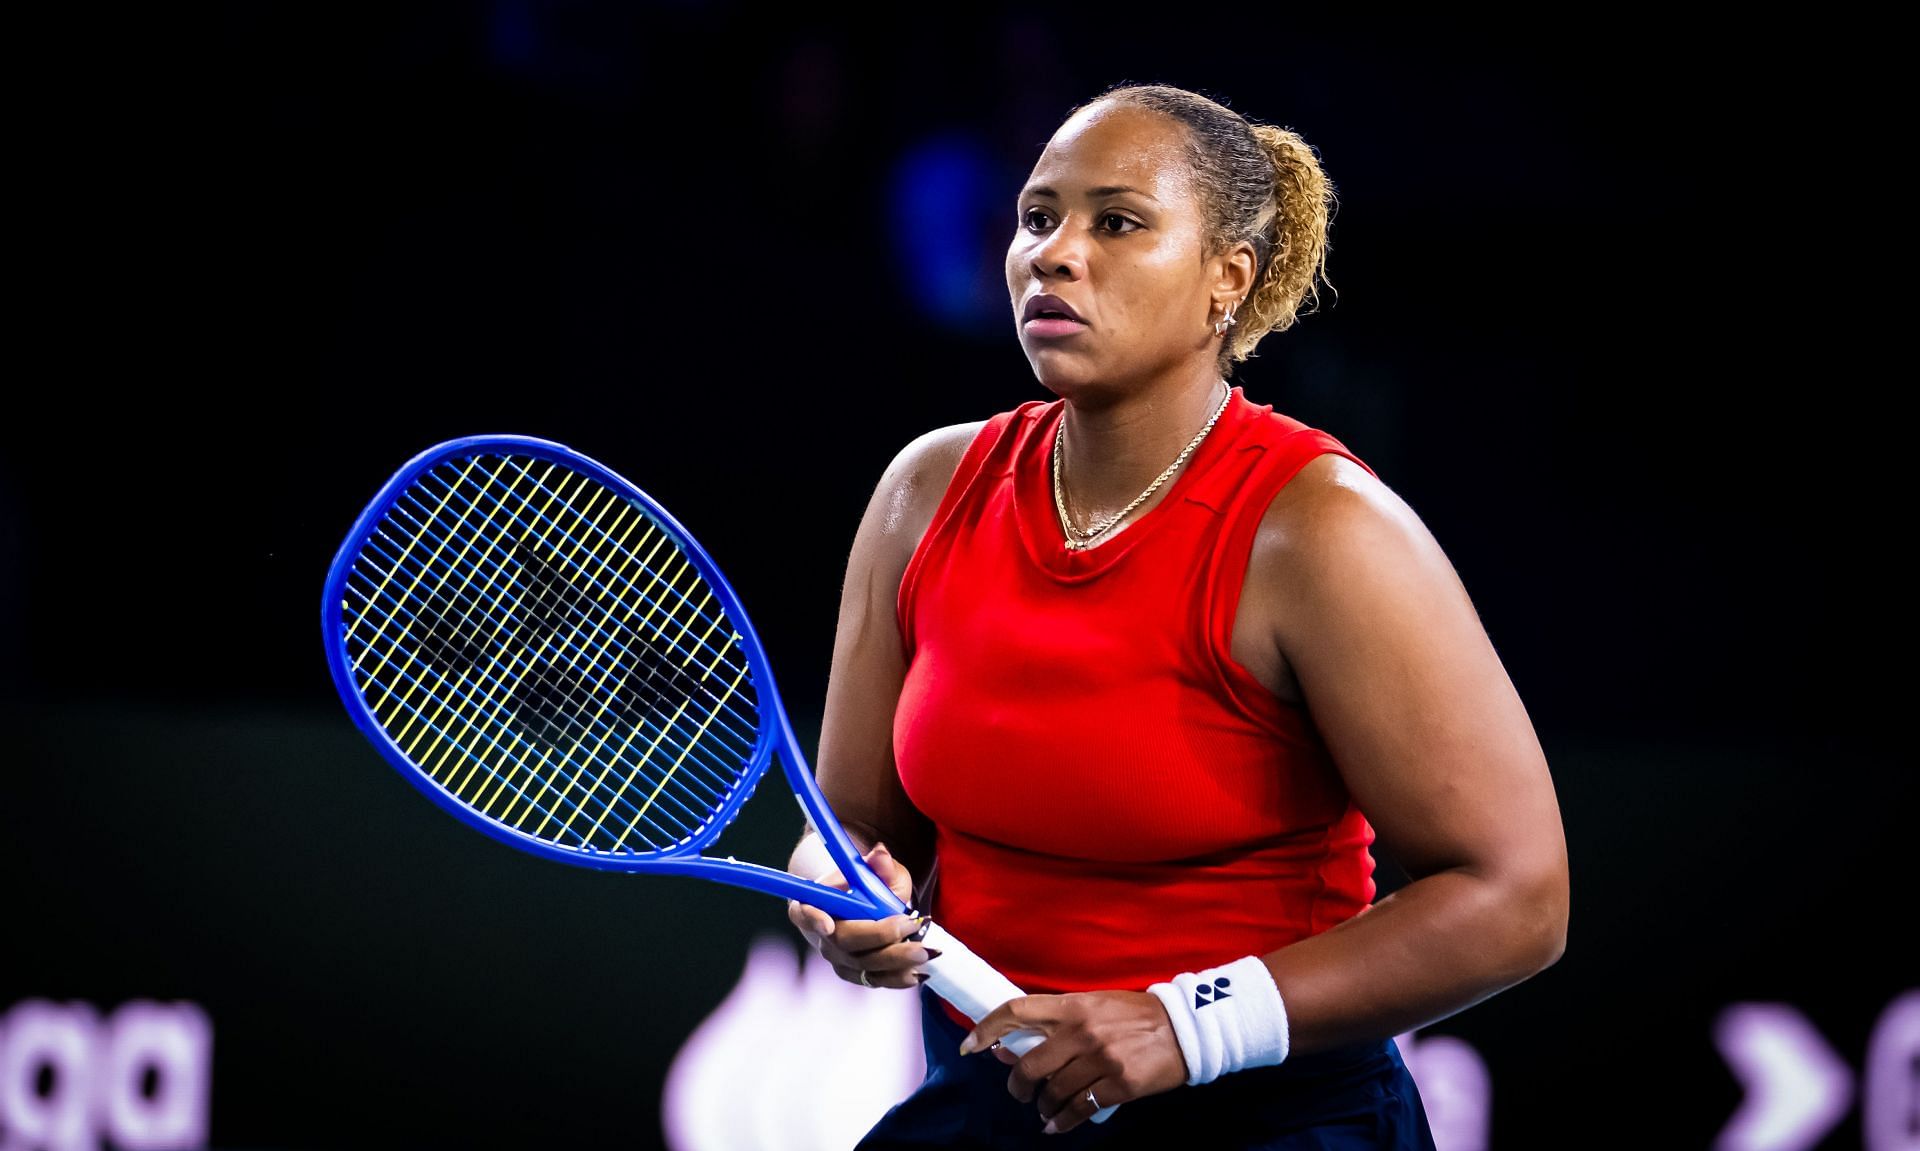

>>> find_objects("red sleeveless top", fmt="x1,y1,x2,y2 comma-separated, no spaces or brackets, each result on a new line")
894,387,1383,1035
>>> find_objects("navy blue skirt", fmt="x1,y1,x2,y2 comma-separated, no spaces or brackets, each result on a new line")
857,984,1438,1150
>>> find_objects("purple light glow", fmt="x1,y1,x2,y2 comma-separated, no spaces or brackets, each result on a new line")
1397,1030,1491,1151
1715,1002,1854,1151
1864,990,1919,1151
0,1001,97,1151
0,1000,211,1151
661,934,925,1151
100,1004,211,1151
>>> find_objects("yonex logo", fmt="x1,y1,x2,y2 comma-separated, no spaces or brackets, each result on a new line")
1194,977,1232,1010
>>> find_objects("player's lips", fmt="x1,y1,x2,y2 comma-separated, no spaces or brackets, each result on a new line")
1022,294,1089,339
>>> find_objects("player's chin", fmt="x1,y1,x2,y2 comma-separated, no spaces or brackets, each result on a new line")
1025,349,1102,395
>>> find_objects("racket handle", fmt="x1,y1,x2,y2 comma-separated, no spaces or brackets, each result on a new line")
915,921,1122,1124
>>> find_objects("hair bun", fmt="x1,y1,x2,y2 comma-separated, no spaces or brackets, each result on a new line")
1083,84,1337,376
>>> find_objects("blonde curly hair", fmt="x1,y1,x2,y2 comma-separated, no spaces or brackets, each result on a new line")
1076,83,1337,378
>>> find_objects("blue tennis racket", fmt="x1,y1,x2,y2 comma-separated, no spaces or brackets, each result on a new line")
321,434,1119,1123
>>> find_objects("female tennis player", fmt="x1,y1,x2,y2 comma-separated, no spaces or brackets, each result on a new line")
787,82,1568,1148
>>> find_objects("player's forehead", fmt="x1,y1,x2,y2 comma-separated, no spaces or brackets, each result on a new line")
1020,102,1194,206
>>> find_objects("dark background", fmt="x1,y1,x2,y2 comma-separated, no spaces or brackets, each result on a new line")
4,6,1907,1149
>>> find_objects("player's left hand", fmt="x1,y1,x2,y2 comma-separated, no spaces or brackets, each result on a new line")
958,991,1189,1135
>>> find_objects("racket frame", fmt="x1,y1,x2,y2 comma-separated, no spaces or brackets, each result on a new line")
323,434,1113,1120
321,434,898,922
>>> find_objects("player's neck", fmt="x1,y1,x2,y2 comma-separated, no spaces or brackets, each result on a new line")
1056,372,1229,513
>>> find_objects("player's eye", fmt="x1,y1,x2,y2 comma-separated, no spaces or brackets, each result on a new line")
1022,207,1051,231
1100,213,1139,234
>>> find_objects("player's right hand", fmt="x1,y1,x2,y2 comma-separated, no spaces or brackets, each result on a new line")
788,842,942,990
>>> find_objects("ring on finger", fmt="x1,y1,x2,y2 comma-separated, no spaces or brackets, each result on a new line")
858,968,872,988
1085,1088,1100,1110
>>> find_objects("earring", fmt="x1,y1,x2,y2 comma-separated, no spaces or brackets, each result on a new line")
1214,303,1239,337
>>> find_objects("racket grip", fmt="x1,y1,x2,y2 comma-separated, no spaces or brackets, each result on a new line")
915,921,1122,1124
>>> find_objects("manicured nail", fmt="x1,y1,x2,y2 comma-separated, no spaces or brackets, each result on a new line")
915,973,930,984
921,948,943,962
1043,1119,1059,1135
958,1033,976,1055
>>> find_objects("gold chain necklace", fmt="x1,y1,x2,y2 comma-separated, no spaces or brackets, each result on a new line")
1052,381,1231,551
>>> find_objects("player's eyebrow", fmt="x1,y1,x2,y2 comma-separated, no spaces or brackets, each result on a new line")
1023,184,1159,203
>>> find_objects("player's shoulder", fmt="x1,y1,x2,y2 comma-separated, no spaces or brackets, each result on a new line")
890,419,991,490
1249,431,1428,582
896,396,1058,483
888,389,1065,472
859,420,992,565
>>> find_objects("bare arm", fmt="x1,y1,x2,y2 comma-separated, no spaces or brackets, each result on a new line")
786,421,985,910
1254,455,1570,1053
958,452,1570,1130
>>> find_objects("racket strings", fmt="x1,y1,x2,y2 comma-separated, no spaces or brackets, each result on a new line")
341,453,765,853
359,505,757,764
374,469,761,768
340,458,621,834
348,523,743,833
345,472,741,849
349,453,752,845
342,546,721,845
456,458,766,834
346,520,711,846
401,459,760,737
417,463,758,698
346,616,693,848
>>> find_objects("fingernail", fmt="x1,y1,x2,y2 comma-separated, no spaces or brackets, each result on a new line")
921,948,944,962
915,973,930,984
958,1033,976,1055
1043,1119,1059,1135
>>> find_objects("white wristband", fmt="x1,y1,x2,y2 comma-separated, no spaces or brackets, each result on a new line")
1146,955,1291,1086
